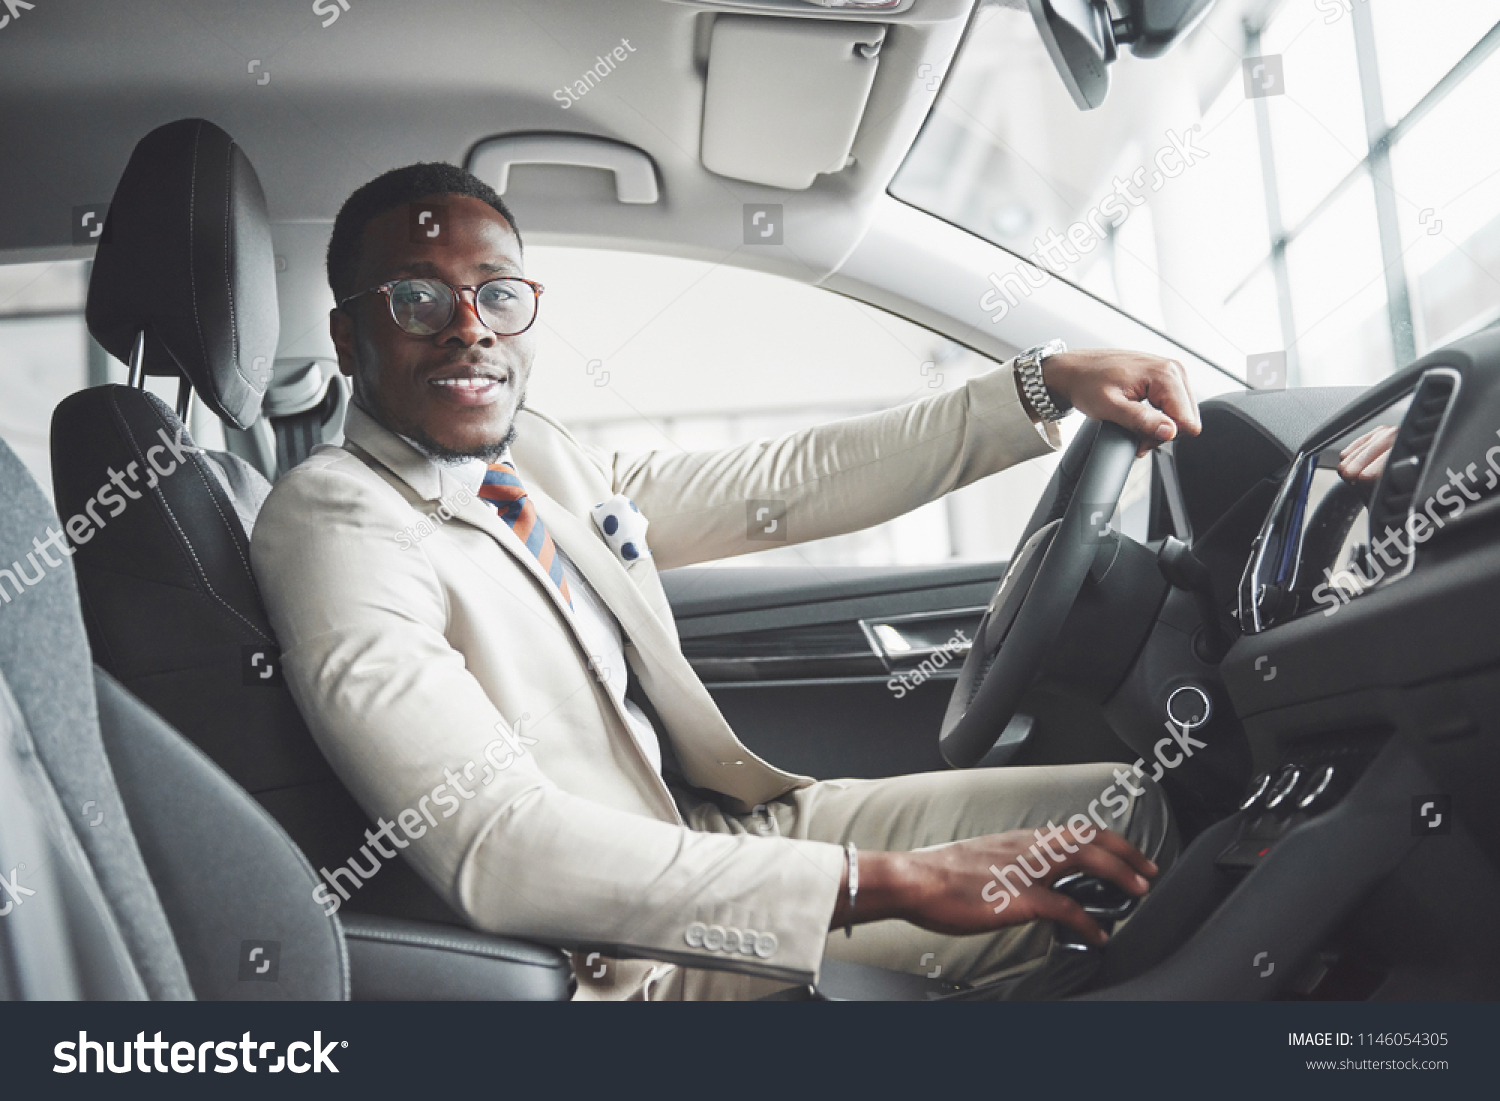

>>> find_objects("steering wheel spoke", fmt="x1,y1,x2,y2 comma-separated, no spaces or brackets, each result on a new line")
939,421,1139,768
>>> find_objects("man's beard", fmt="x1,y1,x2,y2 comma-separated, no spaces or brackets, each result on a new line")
407,396,524,463
360,385,526,464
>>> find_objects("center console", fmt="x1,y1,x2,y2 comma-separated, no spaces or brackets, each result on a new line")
1073,326,1500,1000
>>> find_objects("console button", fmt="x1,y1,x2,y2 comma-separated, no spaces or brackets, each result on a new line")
1263,765,1302,811
1297,764,1337,812
1166,685,1212,729
1215,838,1275,871
1240,771,1271,811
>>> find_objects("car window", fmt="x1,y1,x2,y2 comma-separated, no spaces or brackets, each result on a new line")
0,259,198,495
525,244,1068,568
0,260,91,491
892,0,1500,389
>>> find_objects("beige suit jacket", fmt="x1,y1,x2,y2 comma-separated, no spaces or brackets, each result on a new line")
249,360,1056,995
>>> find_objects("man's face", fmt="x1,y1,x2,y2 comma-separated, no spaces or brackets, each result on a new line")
331,194,534,461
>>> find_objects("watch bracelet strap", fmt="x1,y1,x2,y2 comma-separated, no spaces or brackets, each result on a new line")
844,841,858,938
1018,346,1071,421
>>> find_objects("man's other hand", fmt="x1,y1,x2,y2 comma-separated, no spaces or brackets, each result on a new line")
833,825,1158,947
1337,425,1398,484
1040,349,1202,458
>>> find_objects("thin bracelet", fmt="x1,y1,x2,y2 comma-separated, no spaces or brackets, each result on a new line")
844,841,859,938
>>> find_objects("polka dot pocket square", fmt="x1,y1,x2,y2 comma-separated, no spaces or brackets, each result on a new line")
590,494,652,563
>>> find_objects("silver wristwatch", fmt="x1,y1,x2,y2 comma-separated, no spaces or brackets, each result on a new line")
1014,339,1072,422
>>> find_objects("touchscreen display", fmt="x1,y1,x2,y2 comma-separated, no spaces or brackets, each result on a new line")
1241,393,1413,631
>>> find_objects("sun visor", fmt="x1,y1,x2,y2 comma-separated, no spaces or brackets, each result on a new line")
701,16,886,190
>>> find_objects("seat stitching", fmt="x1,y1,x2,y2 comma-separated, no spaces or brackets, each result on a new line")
187,121,211,391
116,390,272,643
222,139,239,391
342,925,565,967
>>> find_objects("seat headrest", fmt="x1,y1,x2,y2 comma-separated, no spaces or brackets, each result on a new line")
86,118,278,430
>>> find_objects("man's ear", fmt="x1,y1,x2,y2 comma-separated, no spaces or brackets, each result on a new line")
330,307,358,379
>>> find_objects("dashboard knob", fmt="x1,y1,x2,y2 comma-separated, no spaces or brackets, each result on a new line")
1240,771,1272,811
1263,764,1302,811
1166,685,1212,729
1296,764,1337,812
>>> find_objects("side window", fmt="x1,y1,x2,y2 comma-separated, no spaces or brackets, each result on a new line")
0,259,218,500
524,245,1069,568
0,261,91,494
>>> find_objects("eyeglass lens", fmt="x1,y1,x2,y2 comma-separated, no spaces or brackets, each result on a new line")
388,278,537,336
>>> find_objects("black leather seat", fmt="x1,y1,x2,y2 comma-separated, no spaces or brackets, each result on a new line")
45,117,572,999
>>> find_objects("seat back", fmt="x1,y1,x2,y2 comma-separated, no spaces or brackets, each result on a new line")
1,434,192,999
51,117,460,925
2,433,350,999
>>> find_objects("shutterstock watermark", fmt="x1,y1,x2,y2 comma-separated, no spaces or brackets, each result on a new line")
1314,0,1370,25
312,714,538,915
0,0,37,33
980,719,1204,913
1311,430,1500,616
54,1031,344,1074
886,628,971,698
979,126,1207,323
0,427,200,607
0,862,36,916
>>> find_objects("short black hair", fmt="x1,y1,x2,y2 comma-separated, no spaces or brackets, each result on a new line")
326,162,522,304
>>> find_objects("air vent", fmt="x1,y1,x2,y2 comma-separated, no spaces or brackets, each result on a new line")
1367,368,1459,574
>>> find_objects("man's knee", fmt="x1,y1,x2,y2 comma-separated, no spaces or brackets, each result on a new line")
1048,761,1175,866
1118,769,1177,867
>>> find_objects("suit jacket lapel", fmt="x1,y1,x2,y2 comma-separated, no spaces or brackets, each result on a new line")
342,404,800,806
524,482,802,802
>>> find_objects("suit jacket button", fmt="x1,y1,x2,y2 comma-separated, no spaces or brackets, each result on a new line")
754,932,778,958
703,924,726,951
684,922,706,948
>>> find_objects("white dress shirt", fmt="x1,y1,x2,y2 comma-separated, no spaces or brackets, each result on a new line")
398,437,664,775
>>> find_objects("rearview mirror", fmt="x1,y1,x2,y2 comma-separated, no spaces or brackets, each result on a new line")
1027,0,1218,110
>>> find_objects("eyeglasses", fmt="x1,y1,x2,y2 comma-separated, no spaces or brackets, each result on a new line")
338,277,544,337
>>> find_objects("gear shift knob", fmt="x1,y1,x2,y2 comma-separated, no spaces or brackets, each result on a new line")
1051,872,1139,951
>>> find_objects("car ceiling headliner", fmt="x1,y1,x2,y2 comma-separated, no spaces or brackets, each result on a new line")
0,0,978,281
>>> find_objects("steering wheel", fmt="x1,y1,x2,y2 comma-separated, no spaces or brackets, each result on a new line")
939,420,1139,768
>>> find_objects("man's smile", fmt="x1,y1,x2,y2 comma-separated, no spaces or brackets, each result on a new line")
426,366,510,406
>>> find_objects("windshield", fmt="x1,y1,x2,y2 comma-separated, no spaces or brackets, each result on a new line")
892,0,1500,389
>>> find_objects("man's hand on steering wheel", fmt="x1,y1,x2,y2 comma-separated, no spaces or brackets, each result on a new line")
1036,349,1203,457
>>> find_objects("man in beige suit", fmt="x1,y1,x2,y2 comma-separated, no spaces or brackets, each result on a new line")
251,164,1199,1000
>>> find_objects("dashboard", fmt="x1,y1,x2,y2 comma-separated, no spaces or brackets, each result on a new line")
1211,324,1500,858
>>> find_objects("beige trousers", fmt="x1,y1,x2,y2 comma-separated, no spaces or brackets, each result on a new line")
652,762,1179,1000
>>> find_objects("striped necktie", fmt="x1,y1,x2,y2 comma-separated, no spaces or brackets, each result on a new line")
478,462,573,608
